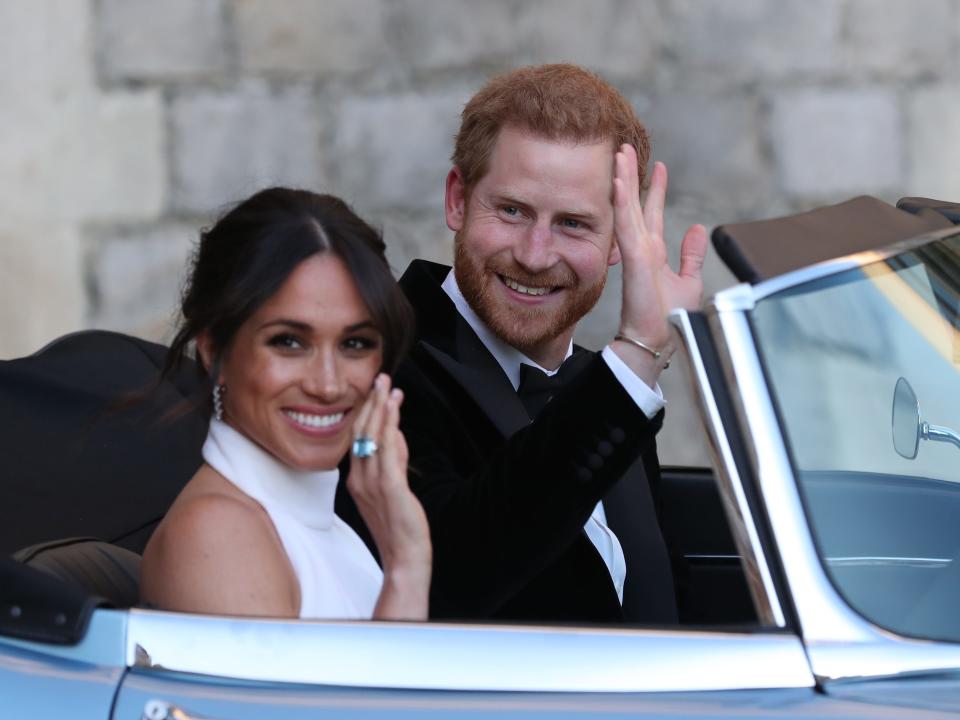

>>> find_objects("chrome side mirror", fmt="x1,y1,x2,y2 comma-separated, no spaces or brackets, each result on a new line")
892,377,960,459
892,377,920,459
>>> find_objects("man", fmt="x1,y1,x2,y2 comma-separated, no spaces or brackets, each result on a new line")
346,64,706,623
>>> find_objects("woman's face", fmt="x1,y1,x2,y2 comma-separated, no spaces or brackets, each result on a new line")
212,253,384,471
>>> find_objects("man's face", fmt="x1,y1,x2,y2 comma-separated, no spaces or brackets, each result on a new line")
446,125,621,362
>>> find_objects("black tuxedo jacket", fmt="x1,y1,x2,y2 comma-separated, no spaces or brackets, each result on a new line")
340,260,677,624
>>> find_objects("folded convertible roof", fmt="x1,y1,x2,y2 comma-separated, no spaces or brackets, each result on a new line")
713,196,960,284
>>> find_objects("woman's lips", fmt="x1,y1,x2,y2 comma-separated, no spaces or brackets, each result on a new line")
281,407,350,436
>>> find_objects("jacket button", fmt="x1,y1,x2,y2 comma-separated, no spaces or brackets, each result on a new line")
609,427,626,444
587,453,603,470
597,440,613,457
576,466,593,483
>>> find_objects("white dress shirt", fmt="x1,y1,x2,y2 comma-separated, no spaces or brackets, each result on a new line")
440,271,665,604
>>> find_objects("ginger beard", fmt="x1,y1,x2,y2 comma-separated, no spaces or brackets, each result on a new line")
453,230,608,354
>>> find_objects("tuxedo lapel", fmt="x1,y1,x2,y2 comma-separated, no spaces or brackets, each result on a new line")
401,260,530,439
420,337,529,438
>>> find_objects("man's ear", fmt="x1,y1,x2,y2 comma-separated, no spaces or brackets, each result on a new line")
608,238,622,267
195,332,220,381
445,166,467,232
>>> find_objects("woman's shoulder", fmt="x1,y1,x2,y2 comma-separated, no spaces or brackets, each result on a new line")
141,466,298,616
151,467,283,562
173,468,261,520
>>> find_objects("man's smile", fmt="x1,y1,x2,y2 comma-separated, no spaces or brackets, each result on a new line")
498,273,557,297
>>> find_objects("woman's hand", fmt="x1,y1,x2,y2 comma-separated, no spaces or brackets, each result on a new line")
346,373,431,620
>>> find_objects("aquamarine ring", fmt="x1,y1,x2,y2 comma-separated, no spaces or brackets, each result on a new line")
352,436,378,458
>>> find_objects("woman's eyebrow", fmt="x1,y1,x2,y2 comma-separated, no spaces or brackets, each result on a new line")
257,319,378,333
258,318,312,332
345,320,378,333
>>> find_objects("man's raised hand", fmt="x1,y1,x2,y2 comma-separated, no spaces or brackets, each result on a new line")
612,145,707,386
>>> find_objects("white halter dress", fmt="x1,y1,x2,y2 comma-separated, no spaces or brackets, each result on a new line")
202,419,383,619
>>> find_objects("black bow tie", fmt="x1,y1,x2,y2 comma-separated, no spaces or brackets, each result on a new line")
517,350,590,418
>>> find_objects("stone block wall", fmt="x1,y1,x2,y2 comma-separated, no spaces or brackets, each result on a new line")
3,0,959,464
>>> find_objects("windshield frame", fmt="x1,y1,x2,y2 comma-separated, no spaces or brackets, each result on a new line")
701,226,960,683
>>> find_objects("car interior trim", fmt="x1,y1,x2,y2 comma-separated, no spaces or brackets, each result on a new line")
825,556,952,569
684,554,741,561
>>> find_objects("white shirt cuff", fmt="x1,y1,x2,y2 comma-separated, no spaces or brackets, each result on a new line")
601,345,665,419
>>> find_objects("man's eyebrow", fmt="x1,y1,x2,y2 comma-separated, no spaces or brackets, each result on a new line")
490,191,530,208
560,209,600,220
491,193,600,219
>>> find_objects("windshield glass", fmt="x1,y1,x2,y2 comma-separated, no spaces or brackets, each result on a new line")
751,233,960,643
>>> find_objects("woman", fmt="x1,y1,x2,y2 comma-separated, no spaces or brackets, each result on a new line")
140,188,430,620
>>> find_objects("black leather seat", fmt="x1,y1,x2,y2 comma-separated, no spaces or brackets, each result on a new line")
14,538,141,608
0,330,208,558
2,331,210,607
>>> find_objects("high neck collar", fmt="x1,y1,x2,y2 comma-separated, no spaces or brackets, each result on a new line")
202,419,340,530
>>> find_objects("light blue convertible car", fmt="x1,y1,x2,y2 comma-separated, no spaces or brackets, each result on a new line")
3,196,960,719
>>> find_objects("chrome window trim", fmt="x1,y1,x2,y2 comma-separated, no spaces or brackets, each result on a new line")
707,301,960,682
826,556,951,569
670,310,785,627
126,609,813,693
712,225,960,310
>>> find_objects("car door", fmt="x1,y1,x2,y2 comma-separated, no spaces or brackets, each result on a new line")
111,608,825,720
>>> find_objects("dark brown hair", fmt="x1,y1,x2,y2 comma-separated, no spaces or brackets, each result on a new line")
164,188,413,416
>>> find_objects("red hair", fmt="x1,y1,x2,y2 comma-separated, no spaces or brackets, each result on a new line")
453,64,650,191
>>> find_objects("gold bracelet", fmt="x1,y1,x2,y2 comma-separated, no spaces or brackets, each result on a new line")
614,333,669,368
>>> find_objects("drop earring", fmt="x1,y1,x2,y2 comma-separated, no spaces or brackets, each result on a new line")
213,384,226,421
